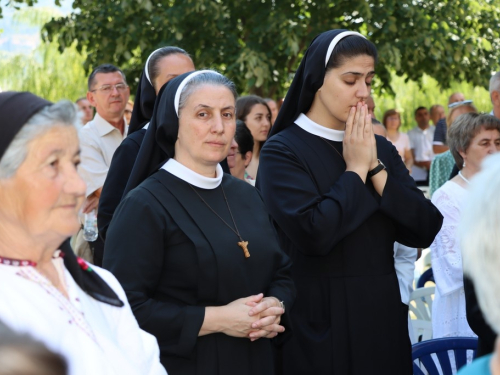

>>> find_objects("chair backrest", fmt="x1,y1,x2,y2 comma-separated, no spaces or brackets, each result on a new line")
417,267,435,288
412,337,478,375
409,287,435,321
412,319,433,342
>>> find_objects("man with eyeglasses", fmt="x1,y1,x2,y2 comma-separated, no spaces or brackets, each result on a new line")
77,63,130,266
432,92,465,154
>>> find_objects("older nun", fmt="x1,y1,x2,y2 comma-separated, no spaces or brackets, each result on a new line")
0,92,165,375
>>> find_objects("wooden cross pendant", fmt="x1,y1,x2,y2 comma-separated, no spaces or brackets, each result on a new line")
238,241,250,258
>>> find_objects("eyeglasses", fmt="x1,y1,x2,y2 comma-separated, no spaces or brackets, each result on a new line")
448,100,473,109
90,83,128,93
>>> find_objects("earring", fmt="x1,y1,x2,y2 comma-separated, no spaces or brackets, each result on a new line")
463,161,466,168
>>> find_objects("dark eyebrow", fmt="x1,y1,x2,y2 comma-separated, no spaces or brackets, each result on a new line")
195,105,235,111
342,71,376,77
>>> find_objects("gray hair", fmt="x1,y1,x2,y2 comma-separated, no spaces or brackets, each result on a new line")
0,100,80,179
447,112,500,170
461,153,500,334
489,71,500,95
178,71,238,115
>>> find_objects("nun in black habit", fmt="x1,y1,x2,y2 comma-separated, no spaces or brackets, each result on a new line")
97,47,194,240
103,70,295,375
256,30,443,374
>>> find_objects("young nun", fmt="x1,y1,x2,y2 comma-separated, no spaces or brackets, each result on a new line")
103,70,295,375
98,47,194,241
256,29,443,375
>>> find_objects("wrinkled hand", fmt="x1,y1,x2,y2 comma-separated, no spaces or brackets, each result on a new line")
343,102,377,181
246,294,285,341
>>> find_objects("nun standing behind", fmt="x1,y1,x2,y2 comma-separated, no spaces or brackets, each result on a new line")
103,70,295,375
257,30,443,374
98,47,194,240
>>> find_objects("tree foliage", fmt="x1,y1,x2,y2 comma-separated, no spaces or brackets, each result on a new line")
0,6,87,101
38,0,500,97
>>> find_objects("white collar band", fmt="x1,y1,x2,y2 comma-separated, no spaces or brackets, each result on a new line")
161,158,223,189
174,70,221,116
144,48,163,85
295,113,344,141
325,31,367,67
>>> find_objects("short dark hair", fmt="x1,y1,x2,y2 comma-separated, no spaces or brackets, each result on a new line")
414,106,428,116
326,35,378,72
235,120,254,156
88,64,127,91
148,47,191,90
448,113,500,170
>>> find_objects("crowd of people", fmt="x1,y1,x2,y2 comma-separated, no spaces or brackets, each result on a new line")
1,28,500,375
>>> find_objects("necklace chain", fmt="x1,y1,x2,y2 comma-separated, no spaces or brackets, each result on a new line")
458,171,470,184
320,137,346,164
189,184,250,258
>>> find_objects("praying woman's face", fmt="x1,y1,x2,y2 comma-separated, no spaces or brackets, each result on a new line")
176,84,236,172
0,126,86,242
312,54,375,128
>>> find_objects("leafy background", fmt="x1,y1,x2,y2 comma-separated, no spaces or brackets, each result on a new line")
0,0,497,130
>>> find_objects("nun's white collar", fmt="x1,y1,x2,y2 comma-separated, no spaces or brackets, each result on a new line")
294,113,344,141
161,158,223,189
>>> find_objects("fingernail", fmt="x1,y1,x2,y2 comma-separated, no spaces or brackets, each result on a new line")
252,323,257,328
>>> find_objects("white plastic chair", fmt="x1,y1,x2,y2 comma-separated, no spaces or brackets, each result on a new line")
409,287,435,321
412,319,433,342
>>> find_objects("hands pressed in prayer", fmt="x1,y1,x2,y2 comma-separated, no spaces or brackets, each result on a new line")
343,102,377,183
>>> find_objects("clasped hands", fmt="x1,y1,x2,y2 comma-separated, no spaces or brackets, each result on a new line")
343,102,379,182
219,293,285,341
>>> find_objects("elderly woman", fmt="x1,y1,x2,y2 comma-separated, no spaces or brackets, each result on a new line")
431,113,500,340
458,154,500,374
429,100,477,196
103,70,295,375
0,92,165,375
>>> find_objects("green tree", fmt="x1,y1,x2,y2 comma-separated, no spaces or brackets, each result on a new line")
0,6,87,101
43,0,500,97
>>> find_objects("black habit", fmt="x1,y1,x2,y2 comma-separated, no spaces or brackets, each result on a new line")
256,30,443,375
103,170,294,374
103,71,295,375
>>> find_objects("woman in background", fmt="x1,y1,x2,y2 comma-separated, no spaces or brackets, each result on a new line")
236,96,271,182
383,109,413,171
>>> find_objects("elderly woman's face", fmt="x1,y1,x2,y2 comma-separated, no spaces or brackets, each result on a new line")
0,126,86,240
461,127,500,172
177,84,236,169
